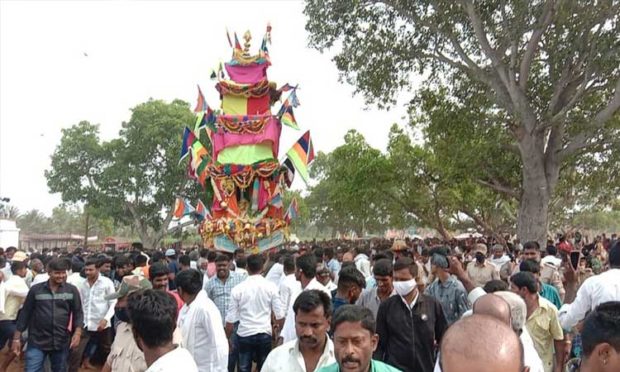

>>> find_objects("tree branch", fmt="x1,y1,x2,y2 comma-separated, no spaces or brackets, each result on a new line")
519,0,558,90
382,0,492,85
593,77,620,126
559,77,620,160
476,178,520,199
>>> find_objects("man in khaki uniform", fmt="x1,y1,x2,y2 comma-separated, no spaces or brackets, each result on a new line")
101,276,182,372
467,244,500,288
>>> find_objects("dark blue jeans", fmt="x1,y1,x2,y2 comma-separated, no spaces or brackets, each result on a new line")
237,333,272,372
25,344,68,372
228,322,239,372
0,320,16,349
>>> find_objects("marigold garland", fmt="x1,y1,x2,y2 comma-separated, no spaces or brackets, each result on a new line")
216,79,272,98
216,115,271,134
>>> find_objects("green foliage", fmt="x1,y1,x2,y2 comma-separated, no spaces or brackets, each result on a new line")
306,130,392,236
46,99,209,248
15,204,125,237
305,0,620,242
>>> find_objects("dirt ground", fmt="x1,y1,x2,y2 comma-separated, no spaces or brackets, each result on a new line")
1,350,97,372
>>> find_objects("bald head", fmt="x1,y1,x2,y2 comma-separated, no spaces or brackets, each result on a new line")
472,294,512,326
440,315,525,372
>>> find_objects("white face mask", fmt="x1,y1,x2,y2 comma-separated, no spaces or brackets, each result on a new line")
393,278,417,297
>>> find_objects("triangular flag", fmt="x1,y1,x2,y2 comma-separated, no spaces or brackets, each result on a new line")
173,197,195,219
234,32,242,50
193,85,207,113
282,158,295,188
194,107,216,135
284,198,299,223
279,83,296,92
225,28,233,48
180,127,193,162
288,89,300,107
280,106,299,130
195,199,211,221
286,131,315,184
270,193,283,209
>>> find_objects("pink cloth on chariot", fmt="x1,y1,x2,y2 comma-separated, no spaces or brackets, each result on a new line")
225,63,268,84
211,116,282,159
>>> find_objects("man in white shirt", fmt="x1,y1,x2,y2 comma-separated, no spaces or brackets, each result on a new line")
353,247,372,279
127,289,197,372
265,252,285,287
225,254,286,372
261,290,336,372
68,257,117,372
316,263,337,293
559,241,620,329
279,256,302,316
280,254,331,344
176,269,228,371
1,247,17,282
0,261,29,371
67,259,85,288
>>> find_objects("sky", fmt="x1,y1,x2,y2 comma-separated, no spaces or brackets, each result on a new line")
0,0,414,216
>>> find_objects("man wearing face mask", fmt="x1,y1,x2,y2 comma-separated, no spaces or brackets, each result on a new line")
101,275,182,372
375,257,447,372
467,244,499,288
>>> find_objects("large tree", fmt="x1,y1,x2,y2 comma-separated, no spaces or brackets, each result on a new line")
306,130,392,236
46,99,206,248
305,0,620,244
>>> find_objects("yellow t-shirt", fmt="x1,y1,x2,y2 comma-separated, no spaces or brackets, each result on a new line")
526,297,564,372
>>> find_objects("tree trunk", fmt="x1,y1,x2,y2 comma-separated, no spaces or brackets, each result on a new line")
517,134,555,246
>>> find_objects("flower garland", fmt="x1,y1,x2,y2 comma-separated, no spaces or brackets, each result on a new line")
200,216,286,248
208,160,280,189
216,79,272,98
216,115,271,134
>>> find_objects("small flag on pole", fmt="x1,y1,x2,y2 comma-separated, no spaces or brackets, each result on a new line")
280,106,299,130
284,197,299,223
173,197,195,219
234,32,242,50
288,89,300,107
282,158,295,187
195,200,211,221
193,85,207,113
270,193,283,209
279,83,296,92
286,131,315,185
225,28,233,48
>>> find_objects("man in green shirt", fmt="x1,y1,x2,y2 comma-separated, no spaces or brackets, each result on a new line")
317,305,401,372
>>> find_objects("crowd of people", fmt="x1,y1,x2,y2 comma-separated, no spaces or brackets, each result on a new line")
0,232,618,372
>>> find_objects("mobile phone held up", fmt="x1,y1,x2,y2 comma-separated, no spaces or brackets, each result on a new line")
570,250,580,271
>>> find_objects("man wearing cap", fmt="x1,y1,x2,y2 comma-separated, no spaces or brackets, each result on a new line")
467,244,499,288
68,257,117,372
165,249,180,291
101,275,183,372
424,251,470,325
